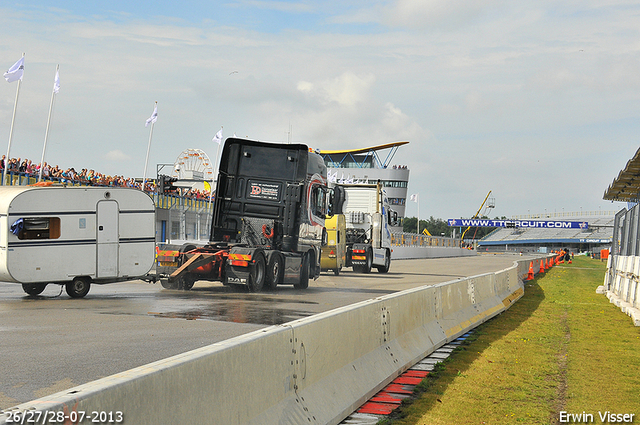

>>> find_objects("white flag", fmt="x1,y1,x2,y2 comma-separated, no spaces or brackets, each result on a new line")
4,56,24,83
410,193,418,202
145,104,158,127
212,128,223,144
53,69,60,93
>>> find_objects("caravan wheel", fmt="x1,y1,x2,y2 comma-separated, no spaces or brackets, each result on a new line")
66,277,91,298
22,283,46,296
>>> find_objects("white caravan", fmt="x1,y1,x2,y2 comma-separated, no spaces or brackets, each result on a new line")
0,185,156,298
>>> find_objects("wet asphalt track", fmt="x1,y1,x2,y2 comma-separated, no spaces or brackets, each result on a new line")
0,254,532,408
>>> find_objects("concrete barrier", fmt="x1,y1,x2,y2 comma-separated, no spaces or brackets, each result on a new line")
600,254,640,326
392,245,477,259
0,257,544,425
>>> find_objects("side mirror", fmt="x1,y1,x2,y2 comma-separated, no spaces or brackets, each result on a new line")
327,186,345,217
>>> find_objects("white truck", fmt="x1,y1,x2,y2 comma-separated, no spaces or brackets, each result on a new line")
333,181,397,273
0,185,156,298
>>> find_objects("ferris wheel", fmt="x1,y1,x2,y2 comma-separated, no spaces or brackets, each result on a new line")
172,148,214,181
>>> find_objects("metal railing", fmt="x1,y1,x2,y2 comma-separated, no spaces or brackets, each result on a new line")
512,210,617,220
0,171,214,211
391,232,462,248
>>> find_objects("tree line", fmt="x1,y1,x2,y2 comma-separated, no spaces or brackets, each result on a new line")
402,216,508,240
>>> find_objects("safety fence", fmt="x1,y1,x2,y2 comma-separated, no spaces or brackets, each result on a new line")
601,207,640,326
0,256,546,425
391,232,461,248
0,171,214,211
0,171,88,187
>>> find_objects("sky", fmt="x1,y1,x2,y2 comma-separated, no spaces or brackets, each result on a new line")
0,0,639,221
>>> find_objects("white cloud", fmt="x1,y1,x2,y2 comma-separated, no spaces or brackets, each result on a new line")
297,72,375,107
104,150,132,161
383,0,504,30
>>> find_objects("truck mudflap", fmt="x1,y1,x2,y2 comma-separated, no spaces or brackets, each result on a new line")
350,243,370,265
225,247,267,292
350,243,373,273
155,245,182,275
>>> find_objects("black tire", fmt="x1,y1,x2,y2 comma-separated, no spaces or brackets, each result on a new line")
177,244,197,267
247,252,266,292
180,244,197,254
178,274,196,290
294,253,310,290
376,250,391,273
362,248,373,273
265,253,283,290
333,267,341,276
66,277,91,298
22,283,46,296
160,279,178,289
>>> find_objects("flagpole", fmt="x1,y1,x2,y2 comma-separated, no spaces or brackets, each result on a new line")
142,101,157,191
209,126,223,206
416,194,420,234
3,53,24,186
209,142,220,206
39,64,59,182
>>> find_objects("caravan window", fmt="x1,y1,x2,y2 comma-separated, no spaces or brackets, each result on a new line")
18,217,61,240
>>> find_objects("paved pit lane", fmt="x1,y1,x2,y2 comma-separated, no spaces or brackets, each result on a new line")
0,254,530,408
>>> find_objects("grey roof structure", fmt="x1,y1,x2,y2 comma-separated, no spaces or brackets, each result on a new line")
478,215,614,247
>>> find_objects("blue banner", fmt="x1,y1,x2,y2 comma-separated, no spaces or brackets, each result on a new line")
448,219,589,230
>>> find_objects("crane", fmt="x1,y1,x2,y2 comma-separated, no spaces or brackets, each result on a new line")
461,191,495,241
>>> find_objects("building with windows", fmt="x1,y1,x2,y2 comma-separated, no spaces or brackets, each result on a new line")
318,141,410,232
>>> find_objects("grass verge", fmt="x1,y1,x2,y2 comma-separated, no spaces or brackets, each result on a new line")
381,256,640,425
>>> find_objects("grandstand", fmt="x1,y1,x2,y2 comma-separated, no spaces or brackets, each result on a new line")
477,211,615,253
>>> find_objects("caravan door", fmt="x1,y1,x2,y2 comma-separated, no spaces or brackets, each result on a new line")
96,200,119,278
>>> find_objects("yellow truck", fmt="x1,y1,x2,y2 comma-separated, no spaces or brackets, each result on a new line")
320,214,346,275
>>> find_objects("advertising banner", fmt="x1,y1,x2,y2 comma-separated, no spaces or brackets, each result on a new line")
448,219,589,230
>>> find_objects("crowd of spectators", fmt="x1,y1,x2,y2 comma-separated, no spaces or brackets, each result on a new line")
0,155,213,200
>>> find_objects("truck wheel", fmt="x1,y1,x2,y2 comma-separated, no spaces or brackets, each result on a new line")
180,244,197,254
376,250,391,273
248,252,266,292
66,277,91,298
265,253,283,290
179,274,196,290
294,253,310,289
333,267,341,276
362,248,373,273
22,283,46,296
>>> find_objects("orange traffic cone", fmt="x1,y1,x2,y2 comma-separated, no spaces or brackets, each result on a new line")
539,260,545,274
527,261,534,281
545,257,551,270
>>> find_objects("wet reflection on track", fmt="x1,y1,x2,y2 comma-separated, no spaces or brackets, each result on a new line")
146,285,320,325
148,305,314,325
